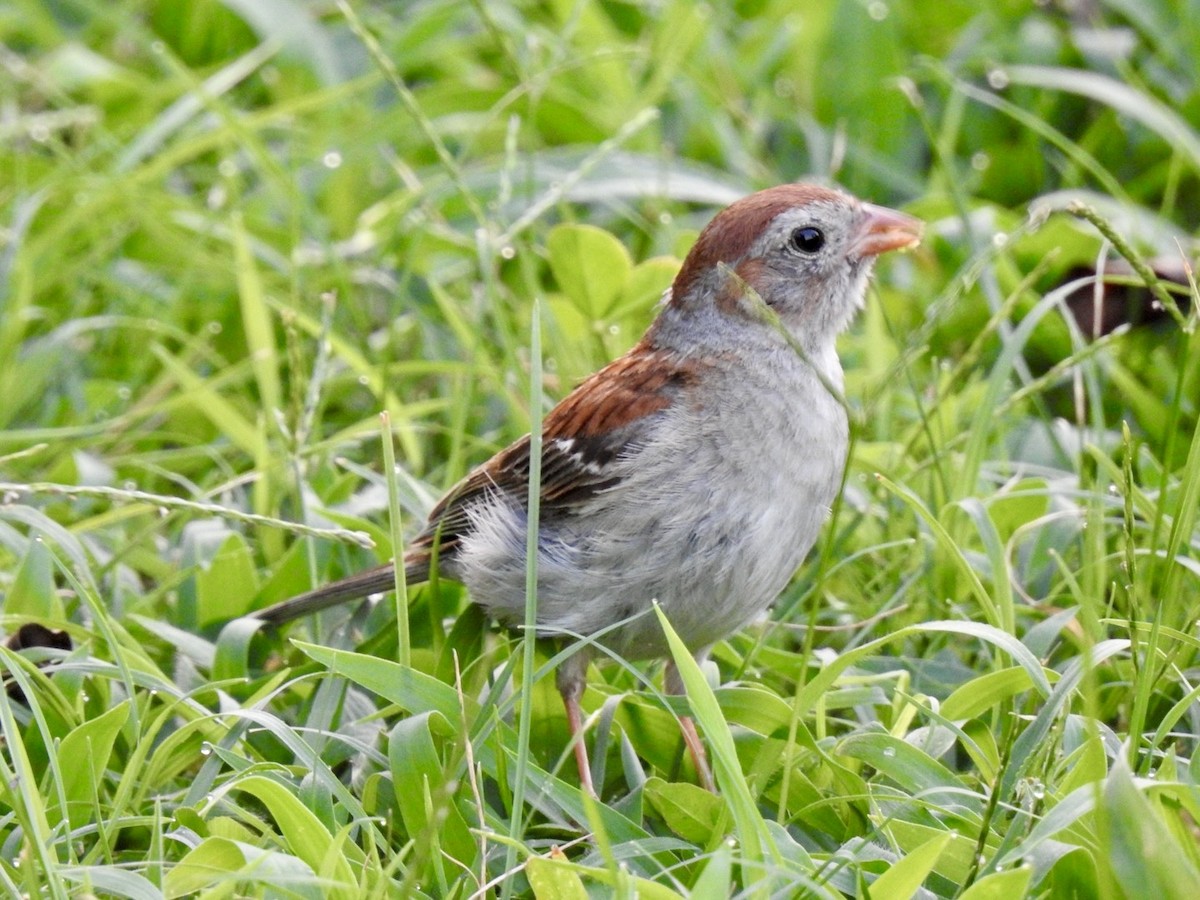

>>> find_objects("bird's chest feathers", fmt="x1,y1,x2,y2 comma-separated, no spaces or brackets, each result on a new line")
588,353,847,650
674,358,846,554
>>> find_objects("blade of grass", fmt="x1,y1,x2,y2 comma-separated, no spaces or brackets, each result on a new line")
504,296,544,897
380,410,410,668
653,604,780,894
1004,65,1200,175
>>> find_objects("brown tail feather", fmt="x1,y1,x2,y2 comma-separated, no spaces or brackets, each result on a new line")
251,555,431,626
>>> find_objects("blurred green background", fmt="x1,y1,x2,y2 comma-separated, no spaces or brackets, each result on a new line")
2,1,1199,896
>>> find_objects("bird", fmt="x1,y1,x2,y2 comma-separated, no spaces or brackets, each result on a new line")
252,183,922,794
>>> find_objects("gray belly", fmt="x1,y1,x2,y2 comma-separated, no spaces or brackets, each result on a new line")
455,366,849,658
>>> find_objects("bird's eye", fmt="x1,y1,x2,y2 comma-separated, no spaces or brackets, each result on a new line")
789,226,825,254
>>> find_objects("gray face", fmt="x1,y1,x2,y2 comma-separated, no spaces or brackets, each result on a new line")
741,200,875,342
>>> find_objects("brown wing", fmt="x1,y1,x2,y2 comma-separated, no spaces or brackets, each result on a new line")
404,343,702,570
252,342,705,623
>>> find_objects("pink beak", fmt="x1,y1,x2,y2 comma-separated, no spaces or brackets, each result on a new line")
852,202,923,257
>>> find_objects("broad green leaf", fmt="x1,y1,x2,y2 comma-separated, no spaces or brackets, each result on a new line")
56,700,130,830
528,856,686,900
547,223,632,318
713,684,792,735
958,865,1034,900
297,642,468,724
869,831,954,899
388,712,475,874
527,856,589,900
941,667,1036,721
644,777,724,844
611,255,679,318
837,733,977,812
887,820,985,883
163,836,246,897
1102,763,1200,899
224,774,357,899
985,479,1050,541
206,815,260,844
6,536,58,617
58,865,163,900
195,531,259,625
1058,734,1107,796
212,616,265,682
690,843,733,896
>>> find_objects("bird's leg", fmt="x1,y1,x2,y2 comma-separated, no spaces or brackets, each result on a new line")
664,656,716,792
555,649,596,797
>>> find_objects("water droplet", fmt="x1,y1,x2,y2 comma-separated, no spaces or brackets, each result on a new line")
608,324,620,336
207,321,223,335
992,232,1009,248
882,746,896,758
200,743,211,757
971,151,990,171
357,375,370,386
150,40,165,54
116,385,132,400
658,211,673,225
322,150,343,169
868,1,888,20
499,245,516,260
218,159,238,178
987,68,1010,90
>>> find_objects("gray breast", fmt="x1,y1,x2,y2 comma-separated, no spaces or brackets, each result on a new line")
457,346,849,659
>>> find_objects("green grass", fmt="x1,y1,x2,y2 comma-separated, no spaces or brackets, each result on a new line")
3,0,1200,896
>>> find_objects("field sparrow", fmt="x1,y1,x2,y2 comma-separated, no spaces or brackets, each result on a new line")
253,183,922,794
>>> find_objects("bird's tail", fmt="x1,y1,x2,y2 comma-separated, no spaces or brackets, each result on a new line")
250,555,430,626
